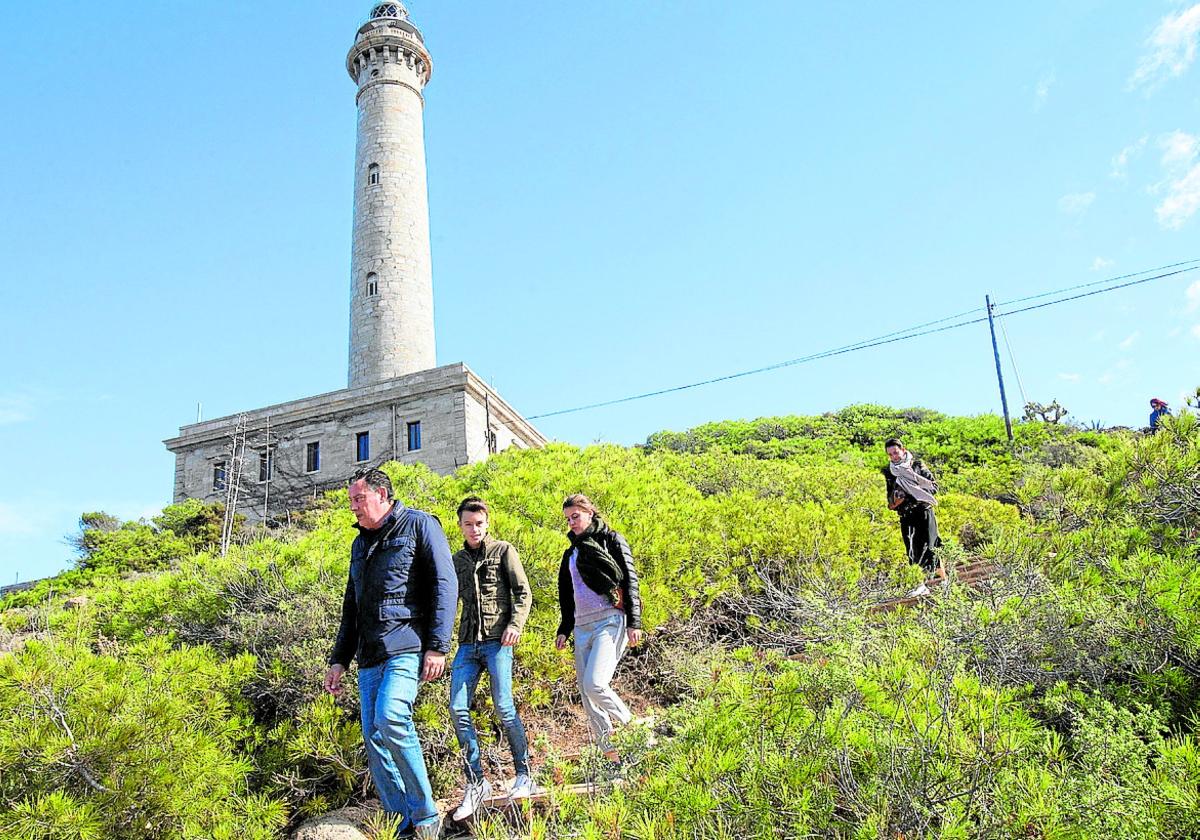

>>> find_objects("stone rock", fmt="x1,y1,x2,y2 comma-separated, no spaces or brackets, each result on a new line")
290,804,377,840
64,596,90,610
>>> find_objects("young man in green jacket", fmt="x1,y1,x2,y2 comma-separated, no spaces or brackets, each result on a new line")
449,497,534,821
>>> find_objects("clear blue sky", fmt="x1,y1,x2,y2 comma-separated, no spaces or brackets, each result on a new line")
3,2,1199,581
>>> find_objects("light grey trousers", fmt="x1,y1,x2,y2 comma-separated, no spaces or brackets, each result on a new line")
573,612,632,752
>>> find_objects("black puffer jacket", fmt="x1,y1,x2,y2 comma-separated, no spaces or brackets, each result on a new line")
556,520,642,637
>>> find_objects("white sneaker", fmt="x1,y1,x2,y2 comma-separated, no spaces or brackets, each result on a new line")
451,779,492,821
508,772,538,800
906,582,930,597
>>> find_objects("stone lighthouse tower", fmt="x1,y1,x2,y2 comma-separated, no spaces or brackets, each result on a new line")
347,2,436,387
166,6,545,516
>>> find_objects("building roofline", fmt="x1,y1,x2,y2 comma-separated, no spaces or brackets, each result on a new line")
460,364,548,448
164,362,545,451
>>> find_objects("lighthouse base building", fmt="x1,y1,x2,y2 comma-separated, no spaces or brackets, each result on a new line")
163,4,545,520
164,364,544,520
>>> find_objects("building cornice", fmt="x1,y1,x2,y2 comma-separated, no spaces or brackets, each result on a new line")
164,362,545,451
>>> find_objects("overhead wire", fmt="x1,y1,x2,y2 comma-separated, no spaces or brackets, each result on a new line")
527,261,1200,421
994,257,1200,308
992,264,1197,318
528,313,990,420
997,315,1028,407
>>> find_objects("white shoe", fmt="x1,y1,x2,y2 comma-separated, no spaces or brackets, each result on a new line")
906,583,930,597
508,772,538,800
452,778,492,821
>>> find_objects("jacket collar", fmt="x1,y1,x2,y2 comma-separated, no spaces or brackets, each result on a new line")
567,515,608,545
462,535,492,556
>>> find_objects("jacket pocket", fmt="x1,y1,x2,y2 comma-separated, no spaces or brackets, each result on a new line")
379,601,413,622
477,557,500,585
480,590,511,634
379,535,417,593
382,535,416,552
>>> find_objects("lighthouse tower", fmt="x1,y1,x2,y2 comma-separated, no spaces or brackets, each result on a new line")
346,2,436,387
166,6,546,515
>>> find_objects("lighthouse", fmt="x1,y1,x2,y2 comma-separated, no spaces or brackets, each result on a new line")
165,5,544,518
347,3,437,387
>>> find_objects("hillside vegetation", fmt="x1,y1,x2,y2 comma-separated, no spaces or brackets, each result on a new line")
2,405,1199,839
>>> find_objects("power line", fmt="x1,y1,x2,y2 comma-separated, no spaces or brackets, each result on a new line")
993,265,1197,318
997,316,1028,407
807,304,985,354
995,257,1200,309
528,261,1200,421
528,314,989,420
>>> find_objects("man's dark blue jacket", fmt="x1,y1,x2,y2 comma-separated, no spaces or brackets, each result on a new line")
329,502,457,669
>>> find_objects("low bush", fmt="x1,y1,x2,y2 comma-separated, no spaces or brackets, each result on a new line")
3,405,1199,838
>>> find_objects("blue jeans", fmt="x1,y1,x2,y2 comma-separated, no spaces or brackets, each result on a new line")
358,653,439,830
449,640,530,783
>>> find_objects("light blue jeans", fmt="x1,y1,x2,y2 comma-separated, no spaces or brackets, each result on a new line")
449,640,530,783
358,653,439,830
574,612,632,752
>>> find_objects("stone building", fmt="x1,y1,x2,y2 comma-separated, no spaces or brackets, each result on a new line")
164,3,544,520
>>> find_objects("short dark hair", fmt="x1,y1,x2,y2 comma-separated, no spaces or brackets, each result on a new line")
884,438,904,450
349,467,392,499
457,496,489,520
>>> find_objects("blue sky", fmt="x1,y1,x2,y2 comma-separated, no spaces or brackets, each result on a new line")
2,2,1199,581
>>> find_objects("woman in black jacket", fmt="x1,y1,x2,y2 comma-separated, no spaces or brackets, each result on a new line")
554,494,643,765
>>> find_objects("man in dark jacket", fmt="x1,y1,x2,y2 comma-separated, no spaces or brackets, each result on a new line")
324,467,457,840
883,438,942,595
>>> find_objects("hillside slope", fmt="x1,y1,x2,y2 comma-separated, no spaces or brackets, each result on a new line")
2,405,1198,839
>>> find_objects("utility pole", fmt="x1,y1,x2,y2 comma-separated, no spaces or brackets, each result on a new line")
484,393,496,455
986,295,1014,442
262,415,272,524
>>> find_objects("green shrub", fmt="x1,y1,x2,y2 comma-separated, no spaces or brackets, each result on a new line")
153,500,230,553
4,404,1200,837
0,639,286,839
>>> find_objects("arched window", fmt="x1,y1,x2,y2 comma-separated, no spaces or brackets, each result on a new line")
366,272,379,297
368,163,380,186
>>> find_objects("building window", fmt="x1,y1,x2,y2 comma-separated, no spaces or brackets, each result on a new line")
213,461,227,492
371,3,401,20
306,441,321,473
368,163,380,186
407,421,422,452
258,451,274,483
366,272,379,297
356,431,370,463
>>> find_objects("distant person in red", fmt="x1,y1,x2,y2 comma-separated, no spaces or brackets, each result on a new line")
1149,398,1171,433
882,438,941,596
